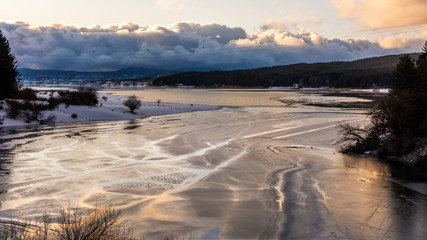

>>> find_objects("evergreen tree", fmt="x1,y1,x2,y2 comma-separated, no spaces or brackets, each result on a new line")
417,41,427,65
389,54,417,97
417,41,427,95
339,42,427,155
0,29,20,99
379,49,427,137
416,41,427,132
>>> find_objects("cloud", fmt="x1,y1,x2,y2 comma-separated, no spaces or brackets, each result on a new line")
377,31,427,49
261,20,288,31
378,35,409,49
156,0,185,11
0,20,419,72
331,0,427,29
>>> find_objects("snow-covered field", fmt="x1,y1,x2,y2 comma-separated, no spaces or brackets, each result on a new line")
0,91,220,127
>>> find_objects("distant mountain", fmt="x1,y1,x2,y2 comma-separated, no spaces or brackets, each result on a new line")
19,67,171,80
152,53,420,88
19,53,420,88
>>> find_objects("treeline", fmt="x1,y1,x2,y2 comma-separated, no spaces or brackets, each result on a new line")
153,53,419,88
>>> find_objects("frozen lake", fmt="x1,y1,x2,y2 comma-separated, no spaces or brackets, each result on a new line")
1,89,426,239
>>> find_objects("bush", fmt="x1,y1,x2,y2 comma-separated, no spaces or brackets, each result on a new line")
71,113,78,119
58,88,98,106
38,114,56,125
0,206,134,240
6,100,22,119
15,88,38,101
337,122,382,153
47,97,60,110
123,95,141,114
5,100,56,125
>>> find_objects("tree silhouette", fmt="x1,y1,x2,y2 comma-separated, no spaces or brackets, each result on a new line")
417,41,427,101
0,29,20,99
374,48,427,137
339,41,427,155
389,54,417,97
417,41,427,65
123,95,141,114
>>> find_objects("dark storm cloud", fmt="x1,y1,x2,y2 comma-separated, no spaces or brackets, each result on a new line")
0,21,413,71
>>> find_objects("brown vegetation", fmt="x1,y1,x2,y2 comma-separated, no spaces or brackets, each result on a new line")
0,206,134,240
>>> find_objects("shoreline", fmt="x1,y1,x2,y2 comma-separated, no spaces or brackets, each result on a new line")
0,87,380,128
0,92,221,128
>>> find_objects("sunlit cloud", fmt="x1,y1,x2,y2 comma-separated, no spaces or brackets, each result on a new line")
261,20,288,31
331,0,427,29
0,20,418,72
377,31,427,49
156,0,185,11
378,35,409,49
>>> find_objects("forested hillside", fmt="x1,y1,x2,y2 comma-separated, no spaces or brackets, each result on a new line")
153,53,419,88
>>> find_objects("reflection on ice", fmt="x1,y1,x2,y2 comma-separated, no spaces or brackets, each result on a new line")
1,108,426,239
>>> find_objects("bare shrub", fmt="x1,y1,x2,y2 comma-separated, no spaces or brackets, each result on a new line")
337,122,382,153
22,103,45,123
58,88,98,106
123,95,141,114
0,222,30,239
4,100,55,125
6,100,21,118
0,206,134,240
71,113,78,119
38,114,56,125
47,97,60,110
54,207,133,240
17,88,38,101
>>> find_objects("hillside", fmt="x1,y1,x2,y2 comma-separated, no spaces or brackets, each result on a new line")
19,67,171,80
152,53,420,88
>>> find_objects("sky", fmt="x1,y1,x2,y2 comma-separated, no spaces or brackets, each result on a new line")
1,0,427,71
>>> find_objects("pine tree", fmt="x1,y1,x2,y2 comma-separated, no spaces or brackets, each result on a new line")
417,41,427,65
417,41,427,95
0,29,20,99
382,50,427,137
416,41,427,133
389,54,417,97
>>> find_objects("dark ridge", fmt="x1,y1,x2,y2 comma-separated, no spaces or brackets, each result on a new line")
152,53,420,88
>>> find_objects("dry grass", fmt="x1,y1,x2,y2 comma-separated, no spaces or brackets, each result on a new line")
0,206,134,240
